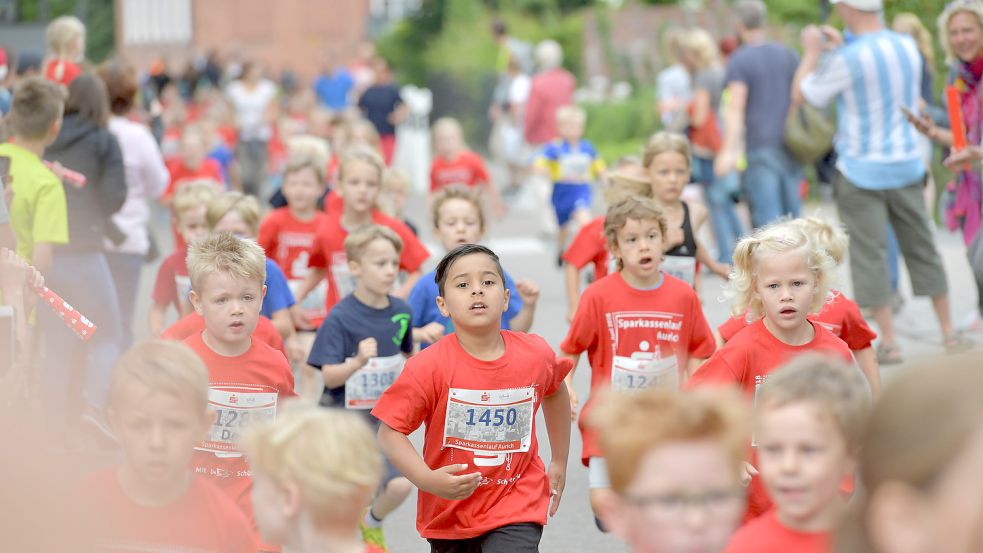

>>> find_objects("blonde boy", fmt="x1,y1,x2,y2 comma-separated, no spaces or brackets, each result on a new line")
80,340,255,552
184,232,296,547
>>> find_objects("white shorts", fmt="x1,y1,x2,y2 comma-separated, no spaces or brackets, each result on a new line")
588,457,611,489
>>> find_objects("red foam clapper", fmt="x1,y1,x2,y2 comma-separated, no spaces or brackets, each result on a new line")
43,161,87,188
35,285,97,341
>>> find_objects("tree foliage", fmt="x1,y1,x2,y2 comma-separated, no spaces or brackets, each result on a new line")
16,0,115,62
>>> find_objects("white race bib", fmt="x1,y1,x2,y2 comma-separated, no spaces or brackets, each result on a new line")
289,278,327,321
443,387,534,454
611,351,679,392
175,274,192,307
661,255,696,287
198,386,278,454
343,354,404,409
557,151,593,182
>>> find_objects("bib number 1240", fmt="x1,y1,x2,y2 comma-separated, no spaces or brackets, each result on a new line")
465,407,518,427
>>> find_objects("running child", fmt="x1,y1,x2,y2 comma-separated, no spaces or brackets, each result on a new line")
161,124,225,202
244,404,387,553
724,354,870,553
642,132,730,289
430,117,505,217
297,147,428,314
560,196,716,525
589,387,751,553
717,216,880,395
379,168,418,235
535,105,606,263
80,340,255,552
373,244,571,551
409,185,539,348
306,225,415,550
687,220,853,519
149,181,216,336
184,233,297,549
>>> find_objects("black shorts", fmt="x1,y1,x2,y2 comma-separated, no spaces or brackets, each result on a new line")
428,523,543,553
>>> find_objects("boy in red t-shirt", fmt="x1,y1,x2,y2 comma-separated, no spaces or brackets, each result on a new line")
372,244,571,550
161,124,225,202
149,182,217,336
429,117,506,217
184,233,297,549
560,196,716,527
244,405,387,553
298,147,429,314
80,340,255,552
724,355,870,553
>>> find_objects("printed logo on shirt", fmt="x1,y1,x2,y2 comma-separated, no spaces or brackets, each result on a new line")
391,312,410,346
278,231,317,264
606,311,683,392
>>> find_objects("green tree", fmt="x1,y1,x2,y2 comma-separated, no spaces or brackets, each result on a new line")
16,0,115,62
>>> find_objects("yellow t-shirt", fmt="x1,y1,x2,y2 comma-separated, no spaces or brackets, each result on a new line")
0,142,68,260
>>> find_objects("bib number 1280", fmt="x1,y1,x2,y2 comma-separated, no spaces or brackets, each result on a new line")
466,407,518,427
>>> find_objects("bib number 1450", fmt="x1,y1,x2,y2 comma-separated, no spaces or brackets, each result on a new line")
465,407,518,427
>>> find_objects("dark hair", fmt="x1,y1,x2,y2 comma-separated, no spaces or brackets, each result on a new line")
434,244,506,297
65,72,109,127
491,20,507,36
97,59,138,115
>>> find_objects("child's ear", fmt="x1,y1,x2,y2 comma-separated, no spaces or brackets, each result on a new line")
189,290,203,315
281,480,303,519
261,284,268,300
436,295,450,318
502,286,510,312
48,117,63,142
348,259,361,277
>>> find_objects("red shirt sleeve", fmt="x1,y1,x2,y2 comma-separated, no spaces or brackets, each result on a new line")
686,346,745,389
718,314,749,343
257,212,280,260
562,222,602,269
469,152,491,186
686,291,716,359
559,286,599,355
838,297,877,350
390,221,429,272
429,160,440,192
307,228,328,269
152,256,177,307
371,355,437,435
161,313,197,341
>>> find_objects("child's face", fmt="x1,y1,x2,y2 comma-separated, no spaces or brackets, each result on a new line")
434,125,463,158
282,167,323,214
611,218,665,282
176,205,210,245
752,250,817,336
212,210,255,239
180,134,207,168
436,253,509,331
558,117,585,143
339,160,381,215
251,470,293,545
435,198,483,250
190,271,266,348
604,440,745,553
648,151,690,205
381,183,408,216
756,401,855,528
109,381,212,491
350,238,400,297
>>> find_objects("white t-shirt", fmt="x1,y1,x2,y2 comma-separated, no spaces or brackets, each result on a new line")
226,79,277,141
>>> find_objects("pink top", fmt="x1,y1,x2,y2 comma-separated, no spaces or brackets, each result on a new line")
524,68,576,145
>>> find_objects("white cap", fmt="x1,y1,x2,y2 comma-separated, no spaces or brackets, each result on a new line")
830,0,882,11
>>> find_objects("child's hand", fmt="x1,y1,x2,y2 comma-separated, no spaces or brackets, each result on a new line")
565,380,578,421
741,462,759,487
355,337,378,365
285,334,307,366
566,307,576,324
425,463,482,500
416,322,445,344
516,279,540,305
0,248,29,295
713,262,731,280
548,460,567,517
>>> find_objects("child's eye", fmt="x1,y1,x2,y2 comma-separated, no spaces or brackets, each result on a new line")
456,282,468,289
793,281,804,287
482,279,496,286
768,283,779,289
243,295,254,302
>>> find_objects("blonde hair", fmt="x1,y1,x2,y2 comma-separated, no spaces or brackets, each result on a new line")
590,387,751,492
285,135,330,183
46,15,85,56
187,232,267,291
604,196,669,270
836,354,983,553
893,13,935,73
791,216,848,265
680,28,721,70
108,340,209,415
432,117,465,144
337,145,385,187
728,220,836,318
172,180,219,216
757,354,871,451
242,403,383,522
643,131,691,169
382,168,411,193
343,224,403,262
603,166,653,205
556,105,586,125
430,185,486,232
938,0,983,64
206,191,262,234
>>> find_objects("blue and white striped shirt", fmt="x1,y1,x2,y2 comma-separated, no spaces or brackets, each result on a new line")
800,30,925,190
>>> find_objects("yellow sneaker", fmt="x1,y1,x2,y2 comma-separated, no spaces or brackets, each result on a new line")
359,509,388,552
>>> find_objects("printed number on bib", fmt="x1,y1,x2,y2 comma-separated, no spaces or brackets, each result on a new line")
661,255,696,287
344,354,404,409
198,386,278,454
612,347,679,392
443,387,534,454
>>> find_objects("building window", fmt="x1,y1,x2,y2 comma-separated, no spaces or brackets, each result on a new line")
369,0,421,21
122,0,192,44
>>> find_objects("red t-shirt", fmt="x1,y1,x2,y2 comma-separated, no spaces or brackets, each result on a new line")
151,249,191,312
162,157,225,199
718,291,877,351
371,331,571,540
724,511,831,553
183,332,297,536
429,151,491,192
163,312,286,357
258,208,330,323
44,59,81,86
560,272,716,464
79,469,256,553
323,190,344,217
561,215,612,279
308,210,429,313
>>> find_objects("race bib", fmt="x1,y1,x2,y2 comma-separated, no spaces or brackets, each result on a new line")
661,255,696,287
611,350,679,392
443,387,534,454
198,386,278,454
289,278,327,321
331,253,357,299
557,152,593,182
344,354,404,409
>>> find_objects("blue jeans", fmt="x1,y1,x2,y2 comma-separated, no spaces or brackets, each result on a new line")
693,157,745,263
40,251,123,419
105,251,145,349
743,146,803,229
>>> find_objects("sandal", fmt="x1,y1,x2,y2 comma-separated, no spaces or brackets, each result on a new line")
876,342,903,365
944,333,974,354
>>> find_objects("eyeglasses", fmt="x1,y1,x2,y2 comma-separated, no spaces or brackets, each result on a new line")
622,489,745,517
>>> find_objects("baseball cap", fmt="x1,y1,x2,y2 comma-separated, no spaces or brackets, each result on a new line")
830,0,882,11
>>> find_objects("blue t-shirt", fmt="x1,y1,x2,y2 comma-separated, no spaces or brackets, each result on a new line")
535,139,605,187
207,144,235,184
307,294,413,406
261,258,295,318
408,269,523,349
313,69,354,112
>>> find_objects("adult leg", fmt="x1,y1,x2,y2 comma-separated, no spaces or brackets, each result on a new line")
479,523,544,553
777,148,803,220
743,149,784,229
705,170,745,263
82,253,124,410
105,251,144,350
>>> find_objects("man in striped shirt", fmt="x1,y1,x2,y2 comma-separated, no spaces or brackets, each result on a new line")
792,0,966,363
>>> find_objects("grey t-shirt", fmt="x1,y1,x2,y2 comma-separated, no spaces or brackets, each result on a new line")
694,66,725,113
724,42,799,150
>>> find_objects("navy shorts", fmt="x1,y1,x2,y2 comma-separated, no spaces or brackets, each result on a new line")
551,183,592,226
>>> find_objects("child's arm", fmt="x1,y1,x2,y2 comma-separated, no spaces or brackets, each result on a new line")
294,267,326,303
148,303,167,337
412,322,445,345
854,346,880,397
690,204,730,278
685,357,709,383
509,279,539,333
270,307,294,340
394,270,421,299
541,385,571,517
563,263,581,323
377,423,482,500
560,352,580,421
321,337,376,388
31,242,54,277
